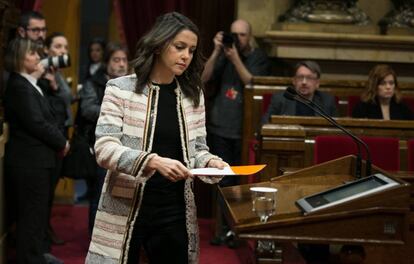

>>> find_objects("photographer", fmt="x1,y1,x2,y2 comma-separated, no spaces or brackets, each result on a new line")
37,32,74,256
201,19,271,247
40,32,74,137
4,37,69,264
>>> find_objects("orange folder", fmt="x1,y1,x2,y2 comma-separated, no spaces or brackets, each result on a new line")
230,164,266,175
191,164,266,176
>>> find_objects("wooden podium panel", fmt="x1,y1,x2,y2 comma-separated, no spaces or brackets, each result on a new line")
220,156,412,264
258,116,414,181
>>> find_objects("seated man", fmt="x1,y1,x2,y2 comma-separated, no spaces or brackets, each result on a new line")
262,60,337,123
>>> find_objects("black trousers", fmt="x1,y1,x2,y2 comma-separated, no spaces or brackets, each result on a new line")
126,203,188,264
207,133,241,235
207,133,241,187
6,166,52,264
88,165,106,235
44,158,62,252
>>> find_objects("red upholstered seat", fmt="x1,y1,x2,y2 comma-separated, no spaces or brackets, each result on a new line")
408,139,414,172
347,95,361,117
262,93,273,114
314,135,400,171
360,136,399,171
402,97,414,115
314,136,357,164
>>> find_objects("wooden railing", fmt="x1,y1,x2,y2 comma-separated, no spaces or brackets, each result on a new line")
241,76,414,165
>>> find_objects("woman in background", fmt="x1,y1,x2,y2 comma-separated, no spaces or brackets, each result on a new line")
80,37,106,82
352,64,413,120
85,12,227,264
4,38,68,263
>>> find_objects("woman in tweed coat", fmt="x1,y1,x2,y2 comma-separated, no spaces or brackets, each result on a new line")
85,12,226,264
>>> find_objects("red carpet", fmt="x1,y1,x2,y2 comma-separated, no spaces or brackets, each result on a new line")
50,205,242,264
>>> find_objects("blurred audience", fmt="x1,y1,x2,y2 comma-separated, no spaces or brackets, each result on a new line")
352,64,414,120
79,38,106,83
77,42,128,234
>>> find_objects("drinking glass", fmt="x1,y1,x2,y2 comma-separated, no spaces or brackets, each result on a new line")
250,187,277,223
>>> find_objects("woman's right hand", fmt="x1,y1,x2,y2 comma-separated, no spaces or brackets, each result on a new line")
146,155,193,182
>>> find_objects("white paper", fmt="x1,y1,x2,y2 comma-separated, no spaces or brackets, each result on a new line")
190,166,234,176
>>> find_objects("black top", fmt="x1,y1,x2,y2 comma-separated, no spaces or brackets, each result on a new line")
143,80,185,208
295,101,315,116
352,96,414,120
4,72,67,168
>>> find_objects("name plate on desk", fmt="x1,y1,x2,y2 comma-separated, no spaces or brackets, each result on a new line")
296,174,400,215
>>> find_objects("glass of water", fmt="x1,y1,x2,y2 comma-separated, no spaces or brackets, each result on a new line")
250,187,277,223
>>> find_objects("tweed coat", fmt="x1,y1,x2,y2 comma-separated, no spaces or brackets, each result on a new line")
85,74,222,264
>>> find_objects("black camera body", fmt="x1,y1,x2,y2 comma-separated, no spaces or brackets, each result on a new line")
222,32,239,48
40,54,71,69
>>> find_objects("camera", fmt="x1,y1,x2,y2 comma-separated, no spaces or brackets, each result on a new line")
40,54,71,69
222,32,238,48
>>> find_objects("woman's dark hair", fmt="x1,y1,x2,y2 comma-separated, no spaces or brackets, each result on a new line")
44,32,65,49
5,38,39,72
362,64,401,103
130,12,203,106
88,37,106,63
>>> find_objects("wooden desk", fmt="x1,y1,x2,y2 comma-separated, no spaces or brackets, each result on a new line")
221,156,413,264
241,77,414,165
258,116,414,182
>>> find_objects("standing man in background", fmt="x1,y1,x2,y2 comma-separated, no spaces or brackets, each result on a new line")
202,19,271,247
78,42,129,235
17,11,47,48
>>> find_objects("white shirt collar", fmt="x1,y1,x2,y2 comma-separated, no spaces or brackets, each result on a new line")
20,72,44,96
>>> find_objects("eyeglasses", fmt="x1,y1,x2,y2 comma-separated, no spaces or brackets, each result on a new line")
294,75,318,82
25,27,47,34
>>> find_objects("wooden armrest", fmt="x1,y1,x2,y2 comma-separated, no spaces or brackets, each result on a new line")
278,167,301,175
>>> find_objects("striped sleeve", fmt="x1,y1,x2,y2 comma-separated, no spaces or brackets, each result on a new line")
94,83,155,177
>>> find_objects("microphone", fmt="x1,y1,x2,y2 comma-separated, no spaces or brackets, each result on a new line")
283,87,371,178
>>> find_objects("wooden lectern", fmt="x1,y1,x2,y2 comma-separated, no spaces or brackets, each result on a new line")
219,156,413,264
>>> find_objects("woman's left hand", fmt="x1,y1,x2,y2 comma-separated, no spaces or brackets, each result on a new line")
207,159,229,169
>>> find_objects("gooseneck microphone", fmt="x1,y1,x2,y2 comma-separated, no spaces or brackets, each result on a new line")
283,87,371,178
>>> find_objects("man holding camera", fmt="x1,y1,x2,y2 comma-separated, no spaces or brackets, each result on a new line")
202,19,270,247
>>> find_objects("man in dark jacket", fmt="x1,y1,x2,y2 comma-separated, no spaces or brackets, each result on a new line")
262,60,338,124
78,42,128,234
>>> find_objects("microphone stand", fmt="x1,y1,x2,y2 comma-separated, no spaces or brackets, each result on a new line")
284,89,371,178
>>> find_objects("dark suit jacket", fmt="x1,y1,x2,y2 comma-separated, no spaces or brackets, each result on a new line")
261,90,338,124
352,96,414,120
4,72,67,168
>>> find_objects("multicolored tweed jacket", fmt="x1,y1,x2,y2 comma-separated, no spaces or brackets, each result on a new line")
85,74,222,264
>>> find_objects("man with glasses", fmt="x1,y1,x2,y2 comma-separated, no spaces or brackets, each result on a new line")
202,19,270,248
262,60,337,123
17,11,47,47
